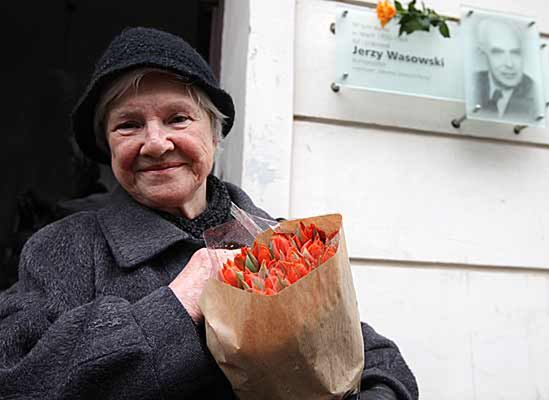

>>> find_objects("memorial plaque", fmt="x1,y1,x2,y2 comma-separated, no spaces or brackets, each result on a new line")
461,6,546,127
543,40,549,108
335,5,463,101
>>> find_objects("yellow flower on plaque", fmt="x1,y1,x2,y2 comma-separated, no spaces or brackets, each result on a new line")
376,0,397,28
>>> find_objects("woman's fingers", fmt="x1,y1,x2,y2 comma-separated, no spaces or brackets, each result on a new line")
169,248,240,324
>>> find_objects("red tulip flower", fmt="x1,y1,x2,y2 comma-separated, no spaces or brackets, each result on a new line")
220,222,339,295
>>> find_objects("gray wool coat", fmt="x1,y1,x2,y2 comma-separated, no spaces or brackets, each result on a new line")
0,182,418,400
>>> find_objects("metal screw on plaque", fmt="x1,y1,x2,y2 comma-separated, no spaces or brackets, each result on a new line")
342,72,349,80
541,43,547,49
546,101,549,108
536,115,545,121
451,116,465,129
466,10,473,17
330,22,336,34
342,10,348,17
451,104,480,129
331,82,341,92
528,21,536,28
514,125,528,134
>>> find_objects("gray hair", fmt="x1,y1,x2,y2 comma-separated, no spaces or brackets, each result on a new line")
476,18,523,54
94,68,227,155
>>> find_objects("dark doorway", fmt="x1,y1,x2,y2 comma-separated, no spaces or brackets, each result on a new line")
0,0,224,290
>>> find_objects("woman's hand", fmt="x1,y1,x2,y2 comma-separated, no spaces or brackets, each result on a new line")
169,248,239,324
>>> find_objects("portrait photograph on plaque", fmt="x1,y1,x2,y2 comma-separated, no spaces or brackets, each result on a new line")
461,7,547,127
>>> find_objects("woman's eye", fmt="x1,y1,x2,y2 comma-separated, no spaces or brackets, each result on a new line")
114,121,140,133
169,114,192,126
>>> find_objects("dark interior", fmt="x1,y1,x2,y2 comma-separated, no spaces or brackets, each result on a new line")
0,0,223,290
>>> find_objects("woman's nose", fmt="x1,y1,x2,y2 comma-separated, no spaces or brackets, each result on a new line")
140,121,175,157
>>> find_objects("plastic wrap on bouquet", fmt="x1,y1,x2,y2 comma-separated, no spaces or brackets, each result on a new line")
200,214,364,400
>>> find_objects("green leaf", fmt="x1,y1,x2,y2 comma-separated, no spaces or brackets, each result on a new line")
251,275,264,290
289,236,301,252
401,23,415,35
408,0,417,12
399,13,412,26
295,227,303,243
431,18,440,27
419,16,431,29
395,1,448,38
258,260,268,280
439,21,450,38
276,275,288,291
236,271,250,290
400,17,428,35
269,241,276,258
427,12,438,22
245,253,259,273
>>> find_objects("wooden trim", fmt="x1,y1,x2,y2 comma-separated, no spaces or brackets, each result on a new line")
209,0,224,81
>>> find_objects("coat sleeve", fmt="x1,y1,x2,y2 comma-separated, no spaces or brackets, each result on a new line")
359,322,419,400
0,217,227,400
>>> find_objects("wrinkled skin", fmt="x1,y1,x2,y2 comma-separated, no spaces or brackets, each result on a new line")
169,248,239,323
105,72,224,321
106,72,216,219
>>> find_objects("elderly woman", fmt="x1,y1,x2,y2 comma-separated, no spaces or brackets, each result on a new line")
0,28,417,400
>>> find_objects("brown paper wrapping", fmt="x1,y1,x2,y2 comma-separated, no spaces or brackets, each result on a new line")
199,214,364,400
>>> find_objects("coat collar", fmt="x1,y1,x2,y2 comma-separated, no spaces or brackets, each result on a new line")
97,186,198,269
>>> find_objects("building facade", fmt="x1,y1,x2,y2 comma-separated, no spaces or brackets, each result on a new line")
218,1,549,399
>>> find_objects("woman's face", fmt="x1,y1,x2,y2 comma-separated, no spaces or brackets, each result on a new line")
105,73,216,215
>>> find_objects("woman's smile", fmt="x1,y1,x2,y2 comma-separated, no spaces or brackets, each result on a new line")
138,162,186,173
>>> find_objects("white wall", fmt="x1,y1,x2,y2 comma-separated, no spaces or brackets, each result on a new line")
220,0,295,218
291,120,549,269
221,0,549,398
351,261,549,400
216,0,250,186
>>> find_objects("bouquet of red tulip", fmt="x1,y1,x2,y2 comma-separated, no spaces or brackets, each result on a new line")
200,213,363,400
219,221,339,295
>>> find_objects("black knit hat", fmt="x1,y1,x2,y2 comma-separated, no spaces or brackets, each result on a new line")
72,27,235,164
